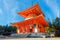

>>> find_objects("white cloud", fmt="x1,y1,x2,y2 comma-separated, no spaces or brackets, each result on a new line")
0,9,3,14
44,0,59,17
3,0,9,10
10,6,18,23
2,0,19,23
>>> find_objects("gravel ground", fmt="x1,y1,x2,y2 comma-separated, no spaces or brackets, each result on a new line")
0,38,60,40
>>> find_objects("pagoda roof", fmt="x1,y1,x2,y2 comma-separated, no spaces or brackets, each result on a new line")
18,4,44,18
12,15,49,27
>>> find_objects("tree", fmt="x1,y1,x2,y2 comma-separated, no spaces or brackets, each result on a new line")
52,17,60,37
0,25,17,35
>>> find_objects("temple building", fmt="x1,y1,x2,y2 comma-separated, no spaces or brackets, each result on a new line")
11,4,49,34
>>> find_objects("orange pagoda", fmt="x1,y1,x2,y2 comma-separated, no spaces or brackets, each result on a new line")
11,4,49,34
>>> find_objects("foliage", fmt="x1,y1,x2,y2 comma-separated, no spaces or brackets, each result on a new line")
0,25,17,35
46,17,60,37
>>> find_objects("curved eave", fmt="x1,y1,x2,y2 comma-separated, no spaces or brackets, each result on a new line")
18,3,44,18
12,15,49,27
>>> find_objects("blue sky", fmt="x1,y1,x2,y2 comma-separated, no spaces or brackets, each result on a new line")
0,0,60,25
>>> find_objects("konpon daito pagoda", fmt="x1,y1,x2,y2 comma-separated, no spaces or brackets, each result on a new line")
11,4,49,34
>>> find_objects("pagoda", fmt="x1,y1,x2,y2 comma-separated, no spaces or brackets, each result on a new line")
11,4,49,34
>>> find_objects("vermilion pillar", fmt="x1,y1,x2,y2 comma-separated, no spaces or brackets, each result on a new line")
39,25,45,33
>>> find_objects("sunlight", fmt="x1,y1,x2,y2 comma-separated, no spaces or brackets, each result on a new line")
35,28,38,33
17,29,20,34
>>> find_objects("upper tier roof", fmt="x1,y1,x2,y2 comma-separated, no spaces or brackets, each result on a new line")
18,4,44,18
